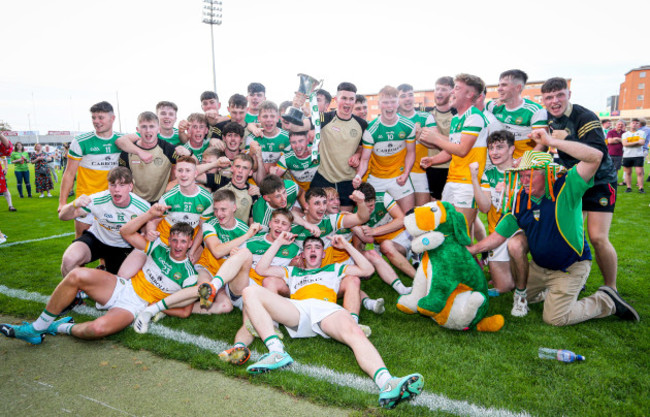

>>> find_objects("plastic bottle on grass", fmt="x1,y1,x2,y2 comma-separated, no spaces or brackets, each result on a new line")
538,347,585,362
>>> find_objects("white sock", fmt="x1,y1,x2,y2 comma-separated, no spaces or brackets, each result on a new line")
515,288,527,299
263,335,284,353
57,323,74,335
32,310,57,331
144,299,168,315
391,279,410,295
374,367,392,389
211,275,224,291
362,297,376,311
350,313,359,324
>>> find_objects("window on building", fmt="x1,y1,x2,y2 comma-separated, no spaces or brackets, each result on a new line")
640,72,647,78
639,83,645,89
534,95,542,101
638,95,644,101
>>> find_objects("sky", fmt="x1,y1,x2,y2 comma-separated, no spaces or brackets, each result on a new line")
1,0,648,133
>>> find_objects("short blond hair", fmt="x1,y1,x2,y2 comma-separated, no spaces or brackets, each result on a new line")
378,85,399,100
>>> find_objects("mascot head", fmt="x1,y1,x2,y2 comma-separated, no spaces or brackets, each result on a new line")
404,201,472,253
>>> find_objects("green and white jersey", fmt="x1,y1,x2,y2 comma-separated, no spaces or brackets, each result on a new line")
486,99,547,159
68,132,123,196
131,238,198,304
159,127,181,146
245,129,290,164
245,234,301,285
283,263,349,302
277,149,320,191
401,111,436,175
480,166,507,233
290,213,348,249
81,190,150,248
183,140,210,162
363,116,416,179
251,179,299,229
367,191,396,228
448,106,488,184
157,185,214,238
245,112,258,124
202,217,249,244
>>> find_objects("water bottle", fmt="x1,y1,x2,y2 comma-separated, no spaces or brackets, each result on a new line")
538,347,585,363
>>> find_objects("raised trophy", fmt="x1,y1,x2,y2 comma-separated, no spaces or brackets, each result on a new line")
282,73,323,126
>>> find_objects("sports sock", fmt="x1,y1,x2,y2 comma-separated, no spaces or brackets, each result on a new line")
144,299,168,315
515,288,527,299
57,323,74,335
233,342,247,349
391,279,410,295
350,313,359,323
211,275,225,291
263,335,284,353
32,309,57,331
3,192,13,208
362,297,377,311
374,367,392,389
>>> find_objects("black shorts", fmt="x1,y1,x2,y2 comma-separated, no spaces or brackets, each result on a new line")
311,171,356,207
74,230,133,274
425,167,449,200
582,182,617,213
622,156,644,168
609,155,622,171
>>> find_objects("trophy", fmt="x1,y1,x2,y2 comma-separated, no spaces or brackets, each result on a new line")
282,73,323,126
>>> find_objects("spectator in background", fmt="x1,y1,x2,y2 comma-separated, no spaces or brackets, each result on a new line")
621,118,646,193
639,119,650,181
61,143,70,172
602,119,611,136
10,141,32,198
0,133,16,211
606,120,625,185
31,143,54,198
44,145,58,184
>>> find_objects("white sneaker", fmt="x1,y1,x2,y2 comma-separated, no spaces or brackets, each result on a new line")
133,311,153,334
152,312,167,323
511,292,529,317
358,323,372,337
0,234,6,245
39,194,45,198
47,192,52,197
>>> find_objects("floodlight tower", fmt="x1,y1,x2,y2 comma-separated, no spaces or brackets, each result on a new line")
202,0,223,94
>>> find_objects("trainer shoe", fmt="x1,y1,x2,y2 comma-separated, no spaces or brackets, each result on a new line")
46,316,74,335
246,351,293,374
133,311,153,334
245,319,284,340
152,312,167,323
625,188,632,193
359,323,372,337
218,345,251,365
378,373,424,409
598,286,640,322
198,283,217,309
0,234,6,245
373,298,385,315
511,292,529,317
0,322,45,345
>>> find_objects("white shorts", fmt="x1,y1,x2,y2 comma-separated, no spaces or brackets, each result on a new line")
368,175,414,201
225,284,243,310
409,172,430,193
441,182,476,209
95,277,149,318
76,212,94,225
488,237,510,262
285,299,343,339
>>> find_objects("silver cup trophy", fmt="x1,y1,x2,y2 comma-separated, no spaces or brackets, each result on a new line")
282,73,323,126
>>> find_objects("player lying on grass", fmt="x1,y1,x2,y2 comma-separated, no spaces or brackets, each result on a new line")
0,205,197,344
132,244,255,334
240,232,423,409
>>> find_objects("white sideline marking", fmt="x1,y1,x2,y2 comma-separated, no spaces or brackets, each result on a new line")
78,395,137,417
0,232,75,248
0,284,530,417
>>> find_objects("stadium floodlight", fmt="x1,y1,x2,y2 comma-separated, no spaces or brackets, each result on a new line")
202,0,223,94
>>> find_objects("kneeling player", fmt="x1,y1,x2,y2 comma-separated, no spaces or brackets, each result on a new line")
1,205,197,344
243,233,423,409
